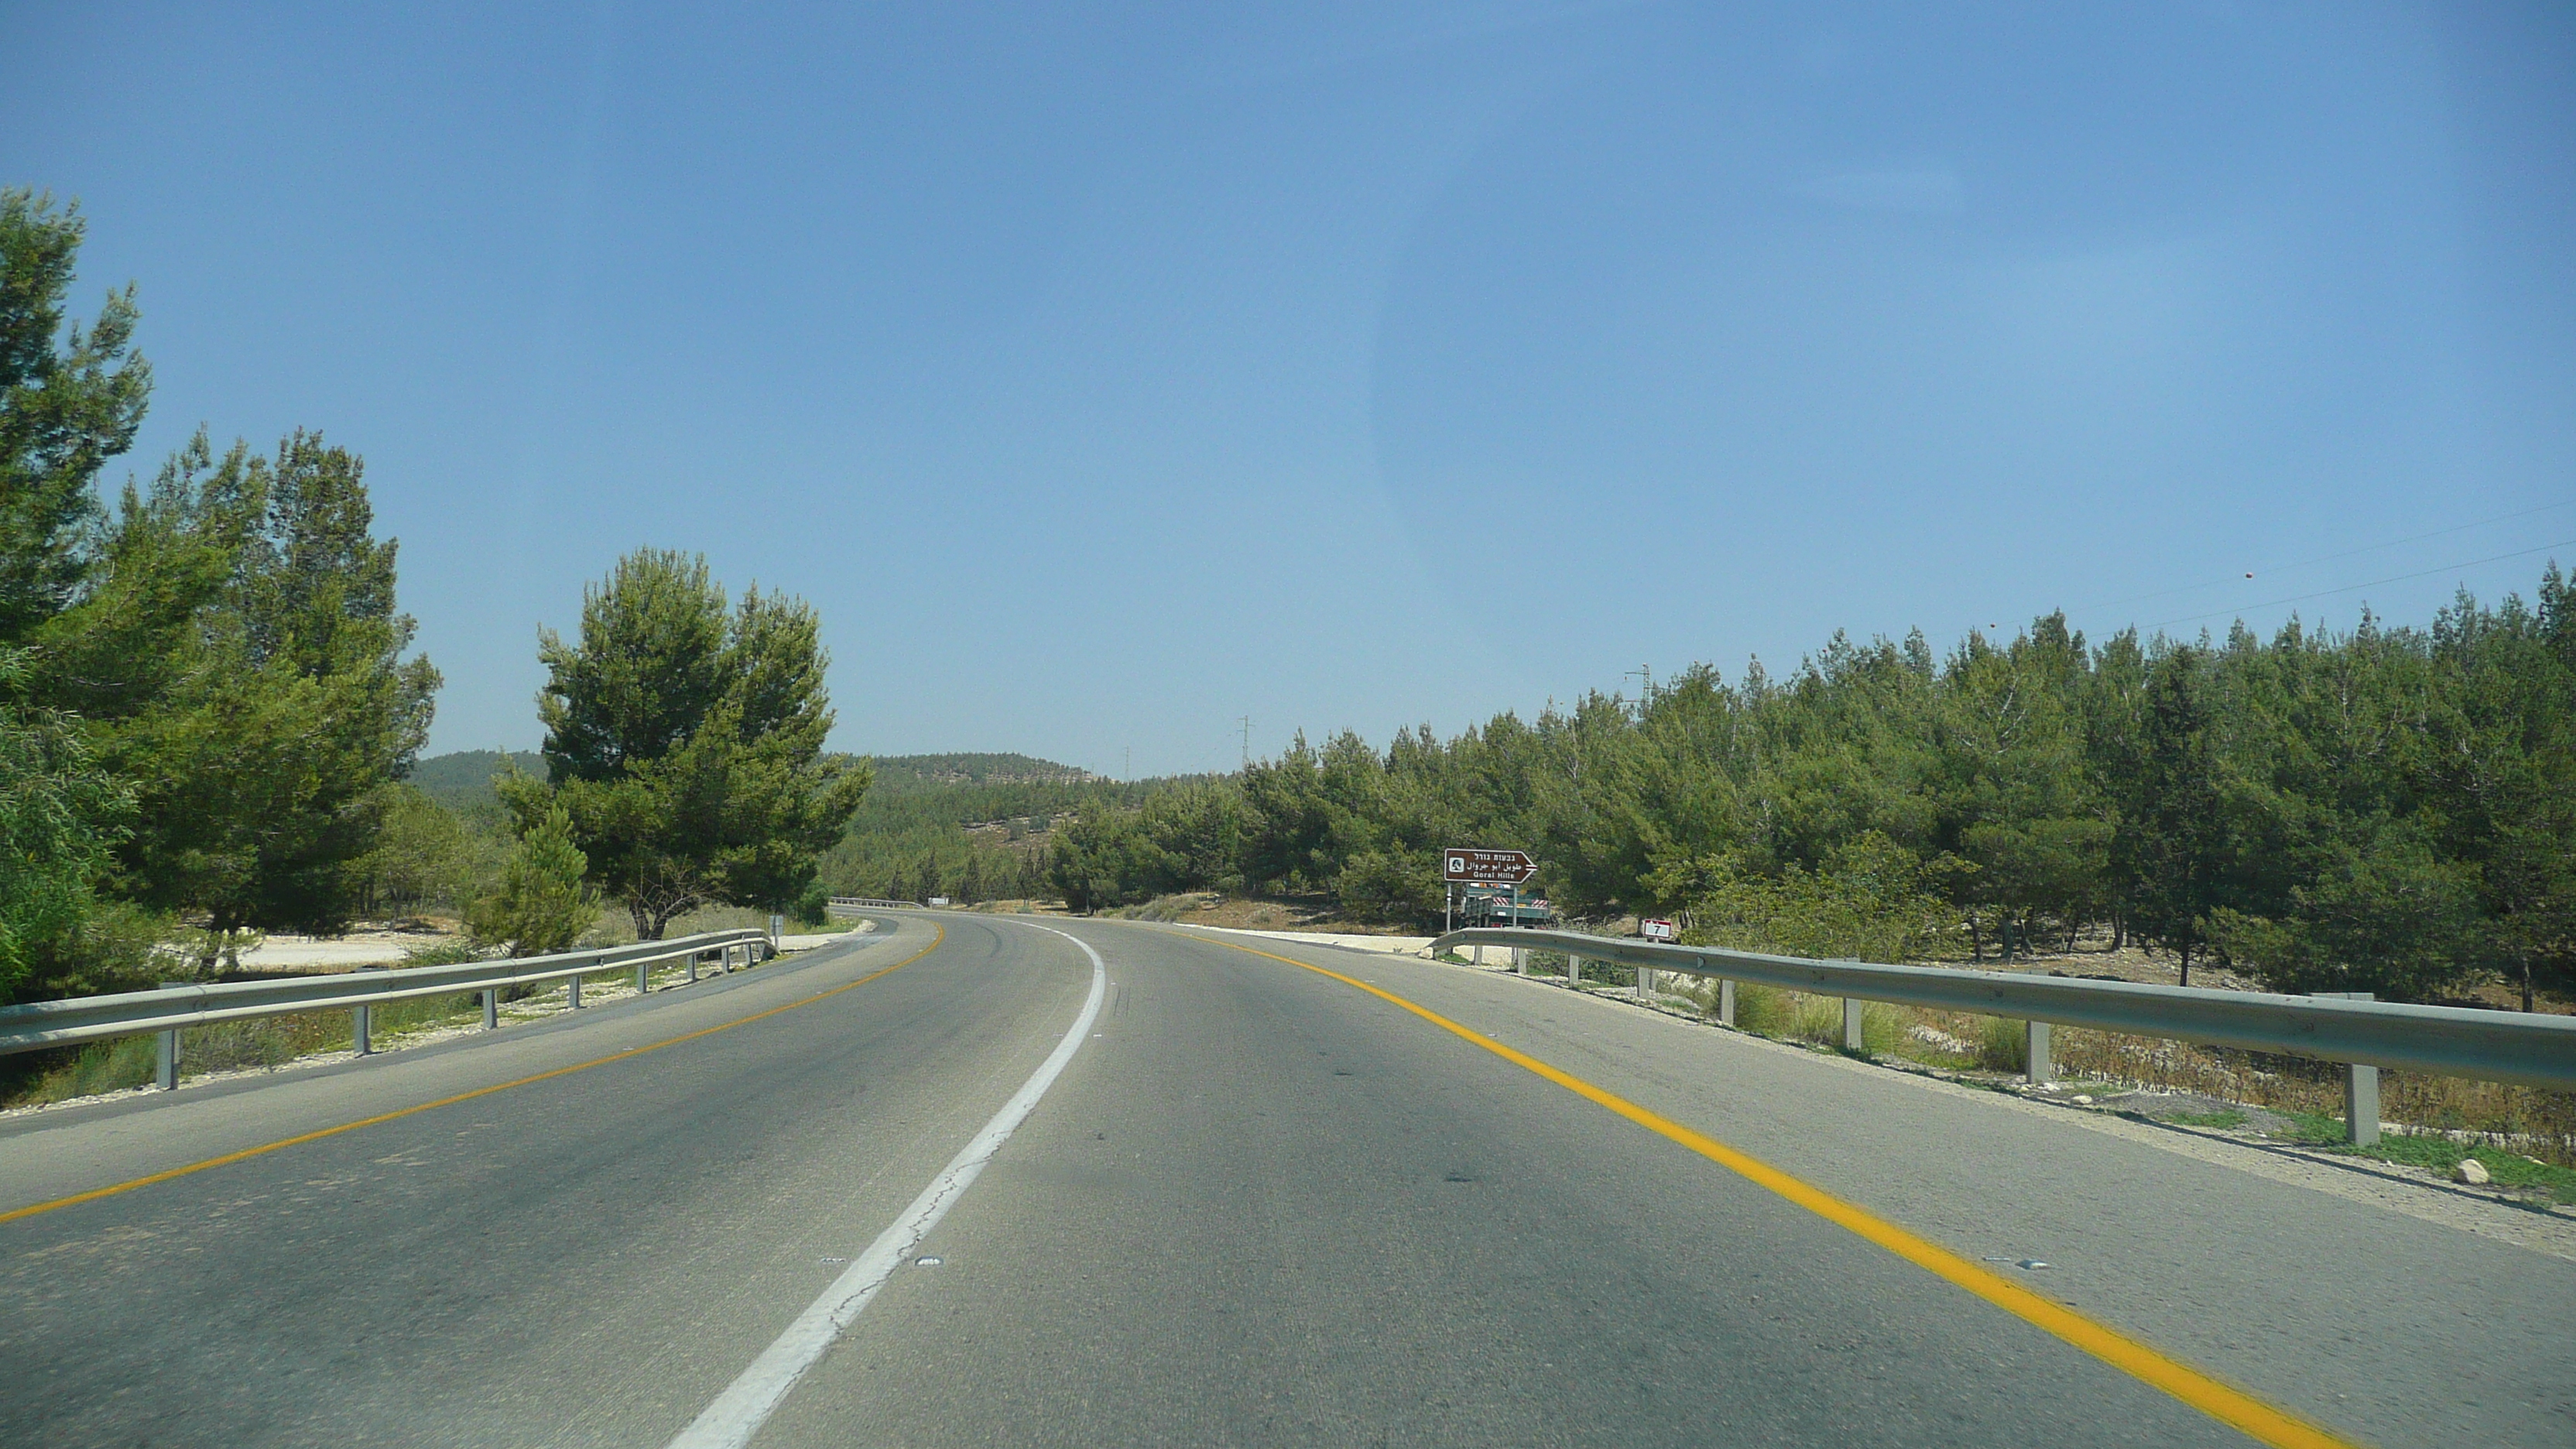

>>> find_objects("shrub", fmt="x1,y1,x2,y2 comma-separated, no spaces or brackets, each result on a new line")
468,803,596,956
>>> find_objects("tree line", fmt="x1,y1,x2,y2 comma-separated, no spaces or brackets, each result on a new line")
1046,592,2574,1008
0,190,864,1005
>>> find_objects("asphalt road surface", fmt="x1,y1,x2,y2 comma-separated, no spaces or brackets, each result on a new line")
3,913,2571,1447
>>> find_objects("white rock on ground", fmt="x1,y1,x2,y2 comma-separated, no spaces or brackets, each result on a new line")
2455,1158,2493,1185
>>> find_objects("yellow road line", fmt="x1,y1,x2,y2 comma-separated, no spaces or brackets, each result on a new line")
0,927,947,1228
1205,937,2355,1449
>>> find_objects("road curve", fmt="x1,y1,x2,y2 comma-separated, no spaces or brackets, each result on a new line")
2,913,2569,1447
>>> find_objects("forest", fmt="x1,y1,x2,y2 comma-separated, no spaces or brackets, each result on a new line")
1039,591,2574,1009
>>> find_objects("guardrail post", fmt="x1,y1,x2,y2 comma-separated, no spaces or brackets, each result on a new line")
353,968,385,1057
1843,998,1865,1053
1515,947,1529,977
482,989,498,1030
1636,964,1653,1001
2312,992,2379,1146
2347,1064,2380,1147
156,981,183,1090
567,972,582,1010
1719,979,1735,1027
1564,953,1581,988
2026,1021,2051,1083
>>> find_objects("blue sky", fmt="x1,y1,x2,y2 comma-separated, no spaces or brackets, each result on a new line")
5,2,2571,776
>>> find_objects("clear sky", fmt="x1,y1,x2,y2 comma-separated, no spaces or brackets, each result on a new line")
5,2,2571,776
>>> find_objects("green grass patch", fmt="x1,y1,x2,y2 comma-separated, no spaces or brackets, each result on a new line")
16,1034,161,1104
2340,1135,2576,1205
2163,1108,2249,1129
2273,1108,2352,1146
2266,1110,2576,1203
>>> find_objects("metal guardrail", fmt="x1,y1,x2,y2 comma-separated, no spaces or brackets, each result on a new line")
1434,927,2576,1144
0,928,774,1090
828,896,922,911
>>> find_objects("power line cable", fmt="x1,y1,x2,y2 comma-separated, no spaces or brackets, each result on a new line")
2070,498,2576,615
2146,537,2576,631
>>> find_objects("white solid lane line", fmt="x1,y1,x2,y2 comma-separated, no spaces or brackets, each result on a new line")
664,922,1108,1449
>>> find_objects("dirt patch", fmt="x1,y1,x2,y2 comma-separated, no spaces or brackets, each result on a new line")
219,917,468,975
1107,892,1424,936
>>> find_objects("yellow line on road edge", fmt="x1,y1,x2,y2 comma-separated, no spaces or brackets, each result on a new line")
0,927,947,1228
1210,937,2355,1449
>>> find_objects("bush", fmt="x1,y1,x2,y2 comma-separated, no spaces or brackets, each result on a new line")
1336,850,1440,926
1656,833,1966,965
468,803,597,956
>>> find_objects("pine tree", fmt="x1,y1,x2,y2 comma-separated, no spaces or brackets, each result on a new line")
469,800,595,957
517,551,869,937
2112,649,2229,985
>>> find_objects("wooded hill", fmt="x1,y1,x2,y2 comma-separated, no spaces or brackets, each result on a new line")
403,750,545,814
817,753,1173,905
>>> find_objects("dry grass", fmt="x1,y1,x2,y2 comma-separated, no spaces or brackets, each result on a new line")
579,903,779,946
5,991,488,1108
2041,1026,2576,1165
1,948,751,1111
1656,974,2576,1167
1109,895,1199,923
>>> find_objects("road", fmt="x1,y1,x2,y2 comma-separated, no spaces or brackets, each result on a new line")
3,913,2571,1447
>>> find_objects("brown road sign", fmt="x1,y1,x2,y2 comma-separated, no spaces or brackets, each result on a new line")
1443,848,1538,885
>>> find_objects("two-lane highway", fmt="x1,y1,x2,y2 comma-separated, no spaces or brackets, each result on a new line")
5,914,2571,1446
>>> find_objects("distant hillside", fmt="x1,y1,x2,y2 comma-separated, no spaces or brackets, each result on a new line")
406,749,546,813
863,753,1098,791
820,752,1194,904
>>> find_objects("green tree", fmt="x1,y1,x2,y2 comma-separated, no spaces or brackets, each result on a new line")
468,799,595,957
1336,848,1442,926
519,552,869,937
2204,825,2484,999
0,651,132,1002
0,190,150,648
359,783,474,917
2116,649,2231,985
1046,805,1172,912
98,432,438,939
2422,574,2576,1009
